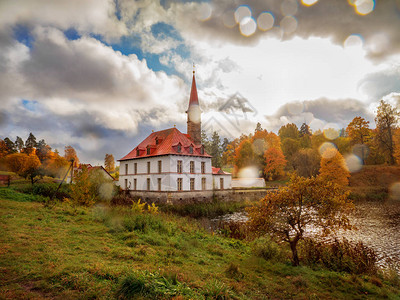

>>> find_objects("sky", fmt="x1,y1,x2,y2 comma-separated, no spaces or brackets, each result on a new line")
1,0,400,165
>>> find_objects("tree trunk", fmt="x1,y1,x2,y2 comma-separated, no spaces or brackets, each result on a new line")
290,237,300,266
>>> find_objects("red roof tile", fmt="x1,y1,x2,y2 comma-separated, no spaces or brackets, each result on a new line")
119,127,211,161
212,167,231,175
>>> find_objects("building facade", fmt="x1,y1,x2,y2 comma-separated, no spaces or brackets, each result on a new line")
118,70,232,193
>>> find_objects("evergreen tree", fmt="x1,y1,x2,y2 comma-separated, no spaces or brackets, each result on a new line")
299,123,311,137
25,132,37,149
15,136,24,152
254,122,263,133
36,139,52,162
210,131,222,168
3,137,16,154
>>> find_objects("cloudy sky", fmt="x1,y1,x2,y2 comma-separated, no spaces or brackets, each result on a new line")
1,0,400,165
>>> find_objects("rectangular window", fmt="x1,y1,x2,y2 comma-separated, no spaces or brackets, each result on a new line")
202,178,206,190
134,163,137,174
158,160,162,173
125,179,128,189
201,162,205,174
147,178,150,191
220,178,224,190
158,178,161,191
177,178,182,191
190,178,195,191
125,164,128,175
134,178,137,191
190,161,195,173
177,160,182,173
147,161,150,174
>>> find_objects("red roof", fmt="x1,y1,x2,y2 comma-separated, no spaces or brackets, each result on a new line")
119,127,211,161
212,167,231,175
187,72,199,110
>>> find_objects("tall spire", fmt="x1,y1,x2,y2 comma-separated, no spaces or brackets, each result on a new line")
186,67,202,145
188,64,199,110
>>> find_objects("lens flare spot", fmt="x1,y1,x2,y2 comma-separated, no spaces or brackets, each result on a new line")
240,16,257,37
309,118,325,132
345,154,363,173
257,12,274,31
390,182,400,200
235,5,252,24
355,0,375,15
301,0,319,6
223,10,236,28
368,34,389,55
188,105,201,124
344,34,364,48
280,16,298,34
323,124,340,140
352,144,369,161
281,0,298,16
319,142,338,158
196,3,212,21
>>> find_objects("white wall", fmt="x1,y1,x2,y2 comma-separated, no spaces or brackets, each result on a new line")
231,178,266,188
119,155,214,191
213,174,232,190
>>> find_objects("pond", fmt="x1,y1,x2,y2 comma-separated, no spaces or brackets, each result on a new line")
207,200,400,272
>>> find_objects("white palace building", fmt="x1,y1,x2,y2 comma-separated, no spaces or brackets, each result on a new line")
118,71,232,198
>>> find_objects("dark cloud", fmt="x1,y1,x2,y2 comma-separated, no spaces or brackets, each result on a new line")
266,97,375,131
173,0,400,60
359,67,400,102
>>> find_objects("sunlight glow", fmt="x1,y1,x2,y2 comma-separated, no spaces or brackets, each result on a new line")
319,142,338,158
237,166,259,186
257,12,274,31
323,124,340,140
301,0,319,6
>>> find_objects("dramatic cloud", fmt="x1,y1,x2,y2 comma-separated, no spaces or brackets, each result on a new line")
265,98,376,132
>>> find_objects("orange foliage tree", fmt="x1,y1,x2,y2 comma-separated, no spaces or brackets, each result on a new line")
247,175,353,266
64,145,79,167
263,147,286,180
319,148,350,186
6,153,42,184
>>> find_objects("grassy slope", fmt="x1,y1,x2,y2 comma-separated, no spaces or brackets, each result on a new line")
0,188,399,299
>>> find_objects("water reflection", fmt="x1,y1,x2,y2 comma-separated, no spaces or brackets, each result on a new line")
208,201,400,272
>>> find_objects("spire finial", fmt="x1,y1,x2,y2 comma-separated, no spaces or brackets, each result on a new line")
193,62,195,74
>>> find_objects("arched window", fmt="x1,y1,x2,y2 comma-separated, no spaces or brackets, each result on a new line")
189,146,193,154
177,144,181,153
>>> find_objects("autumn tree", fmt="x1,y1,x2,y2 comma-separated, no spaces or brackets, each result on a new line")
247,175,353,266
36,139,52,162
375,100,399,165
64,145,79,167
104,153,115,172
69,166,97,207
3,138,16,154
346,116,371,163
278,123,299,140
291,148,320,178
222,138,239,167
6,153,42,184
319,148,350,186
263,147,286,180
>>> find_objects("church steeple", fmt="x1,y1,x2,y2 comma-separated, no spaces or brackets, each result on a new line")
186,68,202,145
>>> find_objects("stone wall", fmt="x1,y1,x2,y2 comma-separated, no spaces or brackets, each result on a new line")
128,188,274,205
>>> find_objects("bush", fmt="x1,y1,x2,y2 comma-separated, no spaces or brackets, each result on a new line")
218,221,248,240
251,236,283,261
115,271,192,299
299,238,378,274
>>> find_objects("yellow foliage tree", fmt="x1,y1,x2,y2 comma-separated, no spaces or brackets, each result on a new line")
319,148,350,186
247,175,353,266
6,153,42,184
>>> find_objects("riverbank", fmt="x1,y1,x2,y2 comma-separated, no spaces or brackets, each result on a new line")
1,188,399,299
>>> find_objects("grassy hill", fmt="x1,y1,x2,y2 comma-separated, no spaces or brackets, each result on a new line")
349,165,400,201
1,187,399,299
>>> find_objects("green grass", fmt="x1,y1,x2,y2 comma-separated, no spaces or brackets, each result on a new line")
0,187,399,299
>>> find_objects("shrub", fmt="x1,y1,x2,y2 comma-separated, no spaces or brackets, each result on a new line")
203,279,232,299
147,202,159,214
218,221,248,240
251,236,283,261
299,238,378,274
225,263,244,280
131,199,146,214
